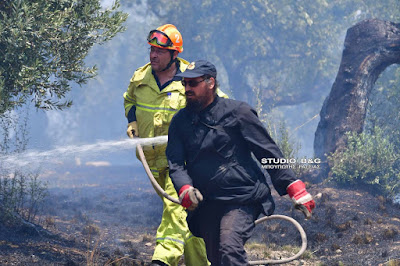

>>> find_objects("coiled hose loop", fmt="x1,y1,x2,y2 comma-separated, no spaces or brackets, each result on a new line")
137,143,307,265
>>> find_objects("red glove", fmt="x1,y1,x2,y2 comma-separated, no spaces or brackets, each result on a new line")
179,185,203,211
287,180,315,219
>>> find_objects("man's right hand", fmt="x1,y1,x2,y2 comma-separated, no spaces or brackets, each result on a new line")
127,121,139,138
287,180,315,219
179,185,203,211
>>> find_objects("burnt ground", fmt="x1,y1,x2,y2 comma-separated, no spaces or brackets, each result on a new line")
1,164,400,265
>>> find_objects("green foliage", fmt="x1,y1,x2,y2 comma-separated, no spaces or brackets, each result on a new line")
328,126,400,197
147,0,400,108
146,0,400,160
0,0,128,113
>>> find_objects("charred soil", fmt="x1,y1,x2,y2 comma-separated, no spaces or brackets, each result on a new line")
1,165,400,265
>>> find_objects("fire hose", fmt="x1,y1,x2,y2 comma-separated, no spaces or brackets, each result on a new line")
136,142,307,265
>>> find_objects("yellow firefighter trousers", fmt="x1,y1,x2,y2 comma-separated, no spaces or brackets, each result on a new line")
151,168,209,266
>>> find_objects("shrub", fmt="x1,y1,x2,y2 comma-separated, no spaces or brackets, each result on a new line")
0,170,48,224
328,126,400,197
253,86,317,178
0,109,48,225
82,223,100,236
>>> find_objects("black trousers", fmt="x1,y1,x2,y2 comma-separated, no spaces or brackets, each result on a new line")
187,202,261,266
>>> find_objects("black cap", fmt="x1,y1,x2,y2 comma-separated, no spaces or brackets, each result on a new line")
176,60,217,78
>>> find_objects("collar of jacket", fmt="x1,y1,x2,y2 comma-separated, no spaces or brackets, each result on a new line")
200,94,220,114
152,60,183,91
188,95,221,125
131,57,189,94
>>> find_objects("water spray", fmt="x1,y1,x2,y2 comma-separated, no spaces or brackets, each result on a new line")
0,136,168,169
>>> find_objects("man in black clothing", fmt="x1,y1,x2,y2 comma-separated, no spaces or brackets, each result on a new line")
166,60,315,265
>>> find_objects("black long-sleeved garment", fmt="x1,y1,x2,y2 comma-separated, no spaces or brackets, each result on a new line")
166,96,297,215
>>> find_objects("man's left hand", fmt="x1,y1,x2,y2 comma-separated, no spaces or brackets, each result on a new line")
287,180,315,219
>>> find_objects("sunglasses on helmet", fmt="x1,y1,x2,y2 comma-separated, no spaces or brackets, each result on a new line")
181,78,206,87
147,30,173,48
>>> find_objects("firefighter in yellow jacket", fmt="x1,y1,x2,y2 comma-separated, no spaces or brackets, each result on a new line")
123,24,227,266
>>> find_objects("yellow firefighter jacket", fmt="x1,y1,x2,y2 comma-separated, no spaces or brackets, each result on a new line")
123,58,228,169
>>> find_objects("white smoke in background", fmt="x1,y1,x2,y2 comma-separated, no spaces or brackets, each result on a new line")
45,110,81,146
100,0,115,8
85,161,111,167
394,194,400,205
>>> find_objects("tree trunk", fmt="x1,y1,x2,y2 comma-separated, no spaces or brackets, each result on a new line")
314,19,400,176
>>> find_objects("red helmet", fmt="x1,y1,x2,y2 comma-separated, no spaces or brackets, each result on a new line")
147,24,183,53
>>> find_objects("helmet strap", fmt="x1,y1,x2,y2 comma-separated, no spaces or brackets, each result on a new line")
160,50,177,72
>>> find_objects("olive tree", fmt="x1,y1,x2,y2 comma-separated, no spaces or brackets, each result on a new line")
0,0,128,113
148,0,400,108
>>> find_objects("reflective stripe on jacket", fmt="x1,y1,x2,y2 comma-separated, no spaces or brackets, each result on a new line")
123,58,228,169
